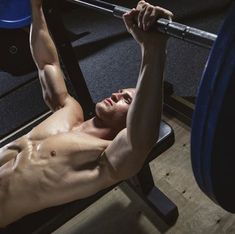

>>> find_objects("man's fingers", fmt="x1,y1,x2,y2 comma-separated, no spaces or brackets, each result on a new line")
138,5,146,30
136,1,173,30
143,6,174,31
136,0,146,10
123,9,139,34
123,10,133,32
142,5,154,31
123,1,174,38
155,6,174,21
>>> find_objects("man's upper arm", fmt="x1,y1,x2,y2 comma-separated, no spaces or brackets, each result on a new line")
39,64,82,113
99,129,148,181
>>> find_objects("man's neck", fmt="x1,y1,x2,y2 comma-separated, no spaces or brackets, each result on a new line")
75,117,119,140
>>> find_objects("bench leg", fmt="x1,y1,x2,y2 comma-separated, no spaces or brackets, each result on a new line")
128,164,178,225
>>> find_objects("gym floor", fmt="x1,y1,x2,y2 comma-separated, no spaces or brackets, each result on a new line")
53,114,235,234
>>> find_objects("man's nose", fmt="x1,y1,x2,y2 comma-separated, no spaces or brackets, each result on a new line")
111,93,121,102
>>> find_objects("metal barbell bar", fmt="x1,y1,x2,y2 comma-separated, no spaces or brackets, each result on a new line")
67,0,217,49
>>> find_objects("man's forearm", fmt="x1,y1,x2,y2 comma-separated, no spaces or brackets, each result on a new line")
30,1,69,111
103,43,167,180
30,2,60,69
126,43,166,155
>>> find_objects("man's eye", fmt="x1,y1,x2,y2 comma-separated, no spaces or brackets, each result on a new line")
125,98,132,104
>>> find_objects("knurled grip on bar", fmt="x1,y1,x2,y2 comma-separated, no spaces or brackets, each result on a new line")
156,18,217,49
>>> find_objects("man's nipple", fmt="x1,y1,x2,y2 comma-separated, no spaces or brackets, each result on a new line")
50,150,57,157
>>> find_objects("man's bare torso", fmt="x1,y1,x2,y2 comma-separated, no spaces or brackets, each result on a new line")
0,105,110,221
0,102,110,167
1,129,109,168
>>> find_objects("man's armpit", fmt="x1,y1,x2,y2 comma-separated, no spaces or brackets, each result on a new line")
98,152,120,182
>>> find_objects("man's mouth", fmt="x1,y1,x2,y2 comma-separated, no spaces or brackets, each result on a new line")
104,98,113,106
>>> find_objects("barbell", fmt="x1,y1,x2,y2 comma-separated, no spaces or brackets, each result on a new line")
67,0,217,49
0,0,217,49
1,0,235,212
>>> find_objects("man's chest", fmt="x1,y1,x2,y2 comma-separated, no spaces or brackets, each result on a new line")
34,132,109,167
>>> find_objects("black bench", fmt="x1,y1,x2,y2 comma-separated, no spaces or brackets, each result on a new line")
0,0,178,231
1,113,176,233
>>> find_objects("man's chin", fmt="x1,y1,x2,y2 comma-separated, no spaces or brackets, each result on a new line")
95,103,107,119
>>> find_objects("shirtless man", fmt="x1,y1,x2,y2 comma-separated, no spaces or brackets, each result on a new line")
0,0,173,227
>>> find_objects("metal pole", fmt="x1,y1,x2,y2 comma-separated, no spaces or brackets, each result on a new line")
67,0,217,49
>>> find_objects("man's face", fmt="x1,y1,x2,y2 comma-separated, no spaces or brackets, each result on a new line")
95,88,136,130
